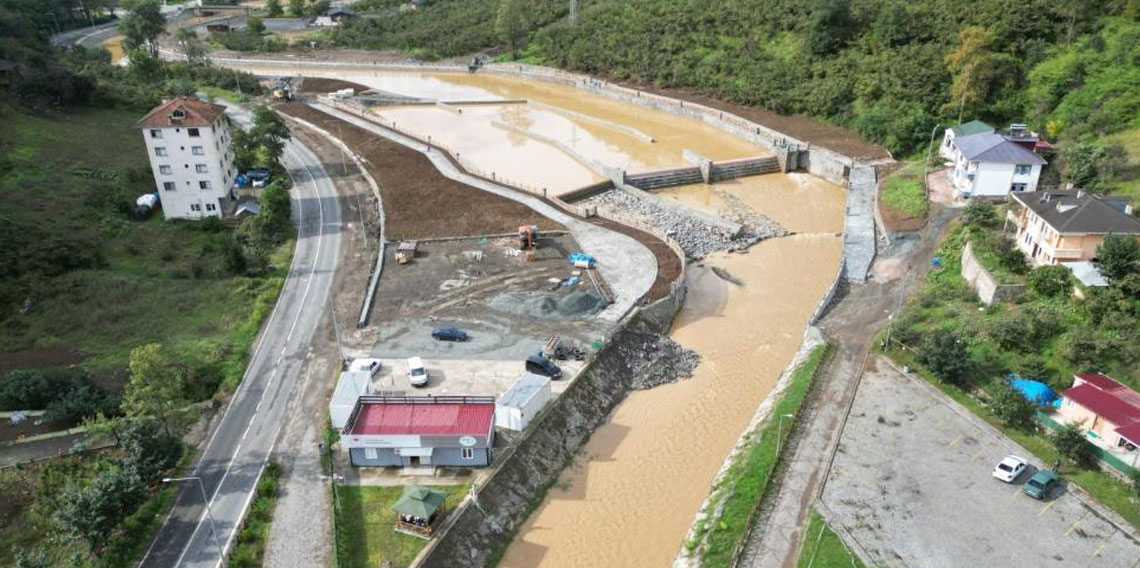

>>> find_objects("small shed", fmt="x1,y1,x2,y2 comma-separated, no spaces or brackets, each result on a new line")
496,373,551,431
329,370,373,429
392,485,447,538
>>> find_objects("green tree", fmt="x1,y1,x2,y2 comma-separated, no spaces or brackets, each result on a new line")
963,201,999,227
54,467,146,553
247,16,266,35
989,380,1035,428
266,0,283,17
259,181,293,240
288,0,305,17
123,343,184,436
1095,234,1140,282
1059,140,1128,192
944,26,1001,122
918,330,972,386
309,0,332,17
118,0,166,56
495,0,526,60
1052,421,1094,467
118,416,182,480
1027,265,1073,297
250,105,291,166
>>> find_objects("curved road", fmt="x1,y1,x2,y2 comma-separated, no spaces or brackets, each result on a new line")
138,103,342,568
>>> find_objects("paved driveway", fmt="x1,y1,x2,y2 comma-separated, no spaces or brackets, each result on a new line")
822,358,1140,568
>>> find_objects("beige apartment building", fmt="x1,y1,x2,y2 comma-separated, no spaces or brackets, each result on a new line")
1006,190,1140,266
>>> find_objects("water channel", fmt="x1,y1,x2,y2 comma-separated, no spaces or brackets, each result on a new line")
232,65,846,566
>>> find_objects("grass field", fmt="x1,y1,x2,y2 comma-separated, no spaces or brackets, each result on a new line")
335,484,470,568
696,344,831,567
880,163,928,218
796,510,864,568
1107,126,1140,201
0,104,291,393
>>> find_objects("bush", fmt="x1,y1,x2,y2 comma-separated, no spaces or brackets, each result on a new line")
1095,234,1140,283
917,330,972,386
989,380,1035,428
1052,421,1095,467
962,201,998,228
1028,265,1073,298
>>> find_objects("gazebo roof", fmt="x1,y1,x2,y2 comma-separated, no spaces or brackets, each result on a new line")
391,486,447,518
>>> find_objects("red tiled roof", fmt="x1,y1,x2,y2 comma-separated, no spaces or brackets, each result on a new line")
1076,373,1125,392
136,96,226,129
348,401,494,436
1115,422,1140,446
1062,384,1140,427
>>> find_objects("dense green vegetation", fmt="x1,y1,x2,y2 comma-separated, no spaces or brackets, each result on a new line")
796,510,865,568
692,344,829,567
335,484,469,568
229,461,281,568
335,0,1140,176
880,163,927,218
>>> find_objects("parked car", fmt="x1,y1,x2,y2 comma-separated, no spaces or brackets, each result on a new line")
525,355,562,380
1023,469,1060,499
406,357,428,388
349,358,382,377
992,455,1028,483
431,326,469,342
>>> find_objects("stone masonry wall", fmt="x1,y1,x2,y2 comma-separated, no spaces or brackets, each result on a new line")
961,241,1025,305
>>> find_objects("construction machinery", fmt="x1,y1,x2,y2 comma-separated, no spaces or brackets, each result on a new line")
518,225,539,251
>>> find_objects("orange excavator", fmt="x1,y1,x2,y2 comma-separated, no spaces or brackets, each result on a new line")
518,225,539,250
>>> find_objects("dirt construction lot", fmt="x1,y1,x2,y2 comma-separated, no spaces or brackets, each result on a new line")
822,358,1140,568
349,234,610,362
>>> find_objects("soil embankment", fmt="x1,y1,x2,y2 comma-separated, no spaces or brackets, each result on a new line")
277,102,560,239
296,77,371,94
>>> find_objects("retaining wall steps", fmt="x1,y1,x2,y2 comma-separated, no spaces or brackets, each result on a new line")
626,168,704,190
710,157,780,181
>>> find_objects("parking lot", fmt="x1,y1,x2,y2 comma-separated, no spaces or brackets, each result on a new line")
357,357,581,398
822,358,1140,568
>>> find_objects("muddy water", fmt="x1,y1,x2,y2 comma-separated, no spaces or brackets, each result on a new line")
501,234,843,568
103,35,124,64
656,173,847,234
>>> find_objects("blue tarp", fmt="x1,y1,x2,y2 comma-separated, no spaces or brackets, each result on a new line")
568,252,596,267
1009,379,1058,406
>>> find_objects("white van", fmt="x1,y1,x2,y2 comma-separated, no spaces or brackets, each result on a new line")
350,358,382,377
406,357,429,388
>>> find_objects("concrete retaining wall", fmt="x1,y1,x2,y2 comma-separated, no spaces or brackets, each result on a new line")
961,241,1025,305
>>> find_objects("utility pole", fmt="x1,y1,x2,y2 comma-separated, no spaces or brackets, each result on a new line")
328,295,345,364
569,0,579,25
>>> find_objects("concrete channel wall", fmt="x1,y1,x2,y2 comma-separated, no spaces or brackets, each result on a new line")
414,282,687,568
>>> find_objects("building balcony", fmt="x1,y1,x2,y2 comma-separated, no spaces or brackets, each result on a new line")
1052,248,1085,260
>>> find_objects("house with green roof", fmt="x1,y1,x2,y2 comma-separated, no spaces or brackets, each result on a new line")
939,122,1050,198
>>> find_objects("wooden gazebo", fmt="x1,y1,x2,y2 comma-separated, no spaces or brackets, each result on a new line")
392,486,448,539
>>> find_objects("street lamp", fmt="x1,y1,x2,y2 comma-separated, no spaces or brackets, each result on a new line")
924,123,943,202
163,476,224,561
776,413,795,452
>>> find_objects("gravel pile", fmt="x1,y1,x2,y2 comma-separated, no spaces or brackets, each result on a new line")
582,189,786,259
489,291,607,318
606,330,701,390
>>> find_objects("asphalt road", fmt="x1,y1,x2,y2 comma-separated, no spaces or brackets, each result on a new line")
137,104,343,568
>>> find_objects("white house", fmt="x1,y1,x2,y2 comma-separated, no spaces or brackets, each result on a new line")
942,123,1048,199
939,119,995,161
136,97,238,220
495,373,551,431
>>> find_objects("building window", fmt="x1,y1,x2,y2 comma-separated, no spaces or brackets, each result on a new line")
206,203,216,212
364,448,377,460
195,164,208,173
1015,164,1032,176
190,204,202,212
159,165,172,175
191,146,205,156
155,147,168,157
188,127,200,137
1011,183,1028,192
461,448,474,460
163,181,176,191
150,129,162,139
199,181,212,190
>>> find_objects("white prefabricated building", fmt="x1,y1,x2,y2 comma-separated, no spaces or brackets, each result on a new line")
495,373,552,431
329,370,373,429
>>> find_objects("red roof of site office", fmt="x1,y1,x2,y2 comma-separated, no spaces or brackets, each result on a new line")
346,397,494,436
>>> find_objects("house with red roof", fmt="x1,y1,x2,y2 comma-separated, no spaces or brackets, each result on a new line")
340,396,496,468
1056,373,1140,452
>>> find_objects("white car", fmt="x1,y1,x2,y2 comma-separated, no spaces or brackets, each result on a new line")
350,358,382,377
993,455,1029,483
406,357,429,388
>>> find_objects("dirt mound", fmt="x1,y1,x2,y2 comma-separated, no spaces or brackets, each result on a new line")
488,291,606,318
611,330,700,390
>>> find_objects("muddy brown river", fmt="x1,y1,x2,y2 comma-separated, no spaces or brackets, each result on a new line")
228,64,845,566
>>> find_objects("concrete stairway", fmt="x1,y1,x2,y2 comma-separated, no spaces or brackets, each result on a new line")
710,156,780,181
843,165,877,282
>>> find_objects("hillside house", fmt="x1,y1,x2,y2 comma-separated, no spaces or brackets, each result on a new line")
136,97,237,220
340,396,495,468
1006,190,1140,266
941,122,1048,199
1057,374,1140,458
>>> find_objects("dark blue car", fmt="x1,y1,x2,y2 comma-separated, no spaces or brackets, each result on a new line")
431,326,469,342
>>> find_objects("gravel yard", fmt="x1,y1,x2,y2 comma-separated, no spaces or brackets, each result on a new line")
822,358,1140,568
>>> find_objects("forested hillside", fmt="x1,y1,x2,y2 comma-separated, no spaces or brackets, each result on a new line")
338,0,1140,179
